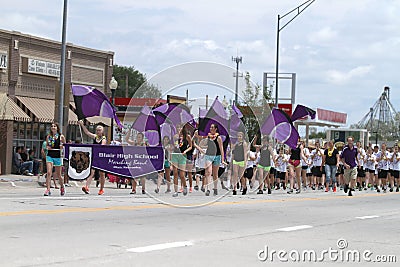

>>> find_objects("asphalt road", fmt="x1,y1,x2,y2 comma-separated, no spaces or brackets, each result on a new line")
1,179,399,267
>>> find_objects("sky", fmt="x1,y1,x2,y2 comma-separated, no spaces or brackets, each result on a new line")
1,0,400,126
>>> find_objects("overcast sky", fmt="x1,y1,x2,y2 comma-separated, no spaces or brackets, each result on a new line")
1,0,400,125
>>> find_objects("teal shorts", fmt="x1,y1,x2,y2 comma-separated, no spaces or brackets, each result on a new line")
46,156,63,167
205,155,221,166
171,153,187,165
164,159,171,169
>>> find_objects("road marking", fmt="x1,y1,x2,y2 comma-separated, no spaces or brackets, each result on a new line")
0,192,397,217
10,182,16,187
276,225,313,232
127,241,193,253
72,181,79,187
355,215,380,220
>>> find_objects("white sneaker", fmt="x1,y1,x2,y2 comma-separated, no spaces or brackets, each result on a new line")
26,172,34,176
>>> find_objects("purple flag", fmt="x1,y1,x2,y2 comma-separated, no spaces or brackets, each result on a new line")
261,108,299,149
229,103,246,144
199,108,207,119
71,84,123,128
131,105,161,146
231,102,243,119
198,97,230,156
153,103,194,127
291,104,316,122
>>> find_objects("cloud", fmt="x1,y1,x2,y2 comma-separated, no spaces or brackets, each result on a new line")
1,0,400,125
308,27,338,44
326,65,374,85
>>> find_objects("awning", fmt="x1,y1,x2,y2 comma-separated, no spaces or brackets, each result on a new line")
68,109,79,125
70,102,111,126
0,93,31,122
16,96,54,123
15,96,81,125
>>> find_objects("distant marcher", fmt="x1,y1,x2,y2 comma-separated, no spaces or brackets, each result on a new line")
340,136,359,197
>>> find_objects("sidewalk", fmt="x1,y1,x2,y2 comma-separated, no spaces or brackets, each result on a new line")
0,174,36,183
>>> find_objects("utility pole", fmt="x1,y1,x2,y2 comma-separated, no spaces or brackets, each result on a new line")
58,0,68,130
125,73,129,98
275,0,316,108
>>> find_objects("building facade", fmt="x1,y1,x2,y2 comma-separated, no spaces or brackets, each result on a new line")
0,29,114,174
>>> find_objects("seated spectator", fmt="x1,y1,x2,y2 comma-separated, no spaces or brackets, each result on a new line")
28,148,41,176
13,146,34,176
20,146,29,162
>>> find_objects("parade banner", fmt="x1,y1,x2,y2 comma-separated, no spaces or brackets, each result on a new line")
65,144,164,179
68,146,92,180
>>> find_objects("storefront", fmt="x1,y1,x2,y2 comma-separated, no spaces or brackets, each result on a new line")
0,29,114,174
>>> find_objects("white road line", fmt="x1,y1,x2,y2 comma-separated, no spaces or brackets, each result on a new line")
355,215,380,220
72,181,79,187
127,241,194,253
10,182,16,187
276,225,313,232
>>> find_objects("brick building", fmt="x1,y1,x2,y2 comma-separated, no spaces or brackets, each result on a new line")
0,29,114,174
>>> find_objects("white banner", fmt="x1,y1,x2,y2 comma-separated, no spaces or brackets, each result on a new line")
28,58,60,77
68,146,92,180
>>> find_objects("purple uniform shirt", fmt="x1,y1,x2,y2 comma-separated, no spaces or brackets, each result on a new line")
340,145,358,168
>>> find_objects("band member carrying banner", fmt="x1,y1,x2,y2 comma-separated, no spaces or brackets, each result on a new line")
78,120,107,195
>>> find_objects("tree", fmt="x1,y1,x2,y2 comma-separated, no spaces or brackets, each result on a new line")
308,131,326,140
239,72,273,141
112,65,161,98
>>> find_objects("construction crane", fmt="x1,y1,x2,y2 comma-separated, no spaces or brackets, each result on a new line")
357,86,399,143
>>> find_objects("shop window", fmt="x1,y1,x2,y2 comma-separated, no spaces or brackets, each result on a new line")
32,123,39,140
13,122,17,139
18,122,25,139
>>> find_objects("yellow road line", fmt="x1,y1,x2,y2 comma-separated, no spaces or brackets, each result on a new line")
0,192,397,217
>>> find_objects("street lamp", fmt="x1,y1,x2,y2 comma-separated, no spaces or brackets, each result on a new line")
275,0,316,107
232,56,242,104
109,76,118,141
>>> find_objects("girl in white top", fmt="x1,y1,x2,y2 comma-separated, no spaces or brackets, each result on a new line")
194,138,208,192
376,143,390,192
356,142,366,190
311,142,324,190
390,145,400,192
389,146,400,192
301,141,310,189
275,148,289,189
364,147,376,190
388,148,395,191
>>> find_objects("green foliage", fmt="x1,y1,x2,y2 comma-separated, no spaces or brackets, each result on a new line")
308,131,326,140
112,65,161,98
239,72,273,142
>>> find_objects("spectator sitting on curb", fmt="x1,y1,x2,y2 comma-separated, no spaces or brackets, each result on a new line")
13,146,34,176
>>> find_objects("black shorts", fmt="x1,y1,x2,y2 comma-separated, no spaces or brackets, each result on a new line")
312,166,323,177
378,169,388,179
276,171,286,180
94,169,100,180
364,168,375,174
357,167,366,178
336,165,344,176
321,166,326,175
244,167,254,179
392,170,400,179
302,165,308,170
218,167,225,178
269,167,277,177
196,168,205,176
306,172,312,177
